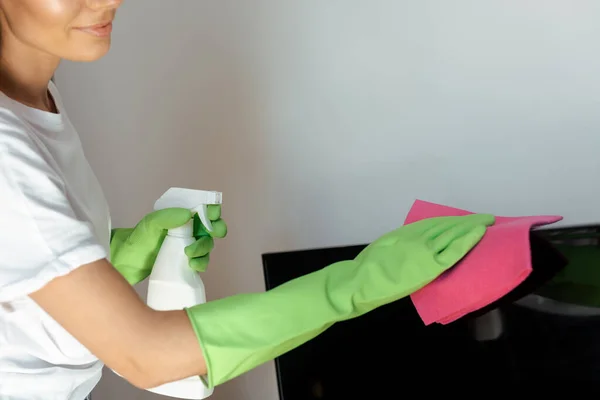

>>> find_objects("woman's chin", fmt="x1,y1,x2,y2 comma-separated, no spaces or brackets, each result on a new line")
64,40,112,62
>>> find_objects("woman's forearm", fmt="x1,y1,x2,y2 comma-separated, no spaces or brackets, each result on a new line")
29,258,207,389
137,309,207,389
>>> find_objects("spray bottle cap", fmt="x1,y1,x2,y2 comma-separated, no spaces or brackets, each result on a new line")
154,187,223,236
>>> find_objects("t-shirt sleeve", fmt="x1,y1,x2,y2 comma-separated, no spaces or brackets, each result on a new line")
0,127,108,302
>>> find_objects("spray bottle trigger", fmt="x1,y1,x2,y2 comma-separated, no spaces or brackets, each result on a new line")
196,204,213,233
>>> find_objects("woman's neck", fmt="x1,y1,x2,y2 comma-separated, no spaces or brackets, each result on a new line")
0,28,61,112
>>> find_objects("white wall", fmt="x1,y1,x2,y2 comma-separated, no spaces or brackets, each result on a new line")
55,1,600,398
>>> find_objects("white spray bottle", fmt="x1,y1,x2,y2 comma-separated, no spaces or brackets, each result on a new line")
145,187,222,400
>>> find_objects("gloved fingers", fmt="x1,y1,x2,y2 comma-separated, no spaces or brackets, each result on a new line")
461,213,495,227
194,213,228,239
127,208,192,244
421,214,495,239
208,219,228,238
430,222,477,254
185,236,215,258
419,216,461,238
429,214,494,252
207,204,221,221
143,208,193,231
434,224,487,267
189,254,211,272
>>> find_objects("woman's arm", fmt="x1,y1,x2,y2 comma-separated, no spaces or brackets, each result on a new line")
0,126,208,389
31,215,495,390
29,258,207,390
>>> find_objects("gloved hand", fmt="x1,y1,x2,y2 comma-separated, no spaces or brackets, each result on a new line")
110,206,227,285
185,213,495,387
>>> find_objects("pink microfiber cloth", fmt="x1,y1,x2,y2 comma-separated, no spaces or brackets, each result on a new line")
406,200,563,326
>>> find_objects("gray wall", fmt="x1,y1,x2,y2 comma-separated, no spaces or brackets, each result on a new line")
55,1,600,398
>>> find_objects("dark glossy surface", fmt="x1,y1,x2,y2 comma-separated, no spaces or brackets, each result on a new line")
262,224,600,398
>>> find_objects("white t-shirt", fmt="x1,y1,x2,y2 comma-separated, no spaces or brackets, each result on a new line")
0,82,111,400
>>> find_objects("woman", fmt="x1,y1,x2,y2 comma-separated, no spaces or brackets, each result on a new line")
0,1,495,399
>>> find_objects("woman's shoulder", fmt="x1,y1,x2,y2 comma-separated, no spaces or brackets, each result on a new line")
0,87,66,154
0,96,59,187
0,106,35,153
0,81,66,135
0,103,38,153
0,86,73,188
0,94,29,123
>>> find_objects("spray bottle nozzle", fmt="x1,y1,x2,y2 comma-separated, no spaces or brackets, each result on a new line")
154,187,223,233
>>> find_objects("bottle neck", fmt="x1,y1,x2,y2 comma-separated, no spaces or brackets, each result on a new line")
167,219,194,238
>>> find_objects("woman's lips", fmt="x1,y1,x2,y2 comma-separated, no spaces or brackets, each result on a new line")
75,22,113,38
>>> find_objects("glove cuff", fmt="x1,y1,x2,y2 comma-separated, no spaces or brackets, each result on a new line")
185,260,358,387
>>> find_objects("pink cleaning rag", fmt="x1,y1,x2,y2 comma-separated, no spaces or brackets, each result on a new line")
405,200,562,326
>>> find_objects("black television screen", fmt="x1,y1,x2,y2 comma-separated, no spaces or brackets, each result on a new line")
262,246,511,399
262,224,600,399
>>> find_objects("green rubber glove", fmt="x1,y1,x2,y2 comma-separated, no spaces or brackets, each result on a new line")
185,213,495,387
110,206,227,285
